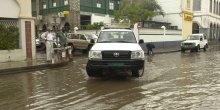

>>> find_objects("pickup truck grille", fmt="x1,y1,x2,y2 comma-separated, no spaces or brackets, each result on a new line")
183,43,193,46
102,51,131,60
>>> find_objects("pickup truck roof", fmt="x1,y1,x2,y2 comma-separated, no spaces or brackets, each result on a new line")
191,34,205,36
101,29,133,32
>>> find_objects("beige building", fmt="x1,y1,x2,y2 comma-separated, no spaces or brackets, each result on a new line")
0,0,35,62
182,0,193,39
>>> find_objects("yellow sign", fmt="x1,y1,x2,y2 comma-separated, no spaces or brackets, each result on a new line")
184,13,193,21
63,11,70,15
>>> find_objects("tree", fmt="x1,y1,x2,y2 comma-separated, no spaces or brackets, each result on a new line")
114,0,164,26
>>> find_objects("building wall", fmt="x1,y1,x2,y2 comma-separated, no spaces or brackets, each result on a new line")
0,0,35,62
34,0,80,31
153,0,183,30
152,0,193,40
0,0,20,18
182,0,193,39
193,0,220,41
80,0,119,25
91,14,112,25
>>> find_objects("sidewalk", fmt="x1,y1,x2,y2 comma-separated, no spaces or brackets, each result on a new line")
153,46,180,54
0,51,72,74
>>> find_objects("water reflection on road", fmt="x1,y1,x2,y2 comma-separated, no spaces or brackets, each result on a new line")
1,48,220,110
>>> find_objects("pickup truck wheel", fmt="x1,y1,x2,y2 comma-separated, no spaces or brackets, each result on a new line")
71,45,75,52
181,48,185,52
132,68,144,77
86,66,102,77
203,44,208,51
195,45,200,52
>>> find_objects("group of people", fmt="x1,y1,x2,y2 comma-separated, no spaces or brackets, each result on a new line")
41,27,67,63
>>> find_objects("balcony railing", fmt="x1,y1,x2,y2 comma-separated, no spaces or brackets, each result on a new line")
40,5,70,15
80,5,114,15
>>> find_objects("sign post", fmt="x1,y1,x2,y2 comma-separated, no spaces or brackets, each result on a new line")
137,22,142,41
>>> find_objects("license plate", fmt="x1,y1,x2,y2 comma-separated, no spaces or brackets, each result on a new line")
108,63,124,66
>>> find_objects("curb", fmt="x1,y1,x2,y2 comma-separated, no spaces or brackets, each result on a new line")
154,50,181,54
0,58,73,74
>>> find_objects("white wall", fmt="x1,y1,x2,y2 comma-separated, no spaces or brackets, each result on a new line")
91,14,112,25
140,28,182,35
154,0,183,29
0,0,20,18
0,49,26,62
140,35,182,43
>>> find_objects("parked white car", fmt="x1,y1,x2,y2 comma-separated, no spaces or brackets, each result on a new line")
181,34,208,52
86,28,145,77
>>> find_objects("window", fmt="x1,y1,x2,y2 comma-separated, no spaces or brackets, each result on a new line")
80,35,86,40
97,31,136,43
187,0,190,9
52,0,56,7
64,0,68,5
43,2,47,9
97,0,102,8
210,0,213,13
193,0,201,11
68,34,78,39
214,0,216,13
109,0,114,10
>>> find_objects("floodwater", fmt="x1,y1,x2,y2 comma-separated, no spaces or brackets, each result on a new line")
1,47,220,110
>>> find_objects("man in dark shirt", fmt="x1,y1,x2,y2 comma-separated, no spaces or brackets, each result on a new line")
146,43,155,55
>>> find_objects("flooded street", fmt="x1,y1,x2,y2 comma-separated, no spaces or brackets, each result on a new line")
1,48,220,110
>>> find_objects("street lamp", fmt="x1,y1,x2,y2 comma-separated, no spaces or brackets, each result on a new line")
161,26,166,48
161,26,166,37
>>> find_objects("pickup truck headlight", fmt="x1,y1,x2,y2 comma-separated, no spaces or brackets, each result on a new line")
89,50,102,59
131,51,145,59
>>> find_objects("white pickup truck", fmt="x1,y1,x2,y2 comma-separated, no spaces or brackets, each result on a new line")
86,28,145,77
181,34,208,52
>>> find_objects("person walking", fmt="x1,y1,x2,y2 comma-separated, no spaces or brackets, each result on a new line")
41,27,56,63
57,27,67,48
146,43,155,56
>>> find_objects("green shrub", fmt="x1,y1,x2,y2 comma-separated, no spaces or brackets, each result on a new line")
84,22,104,30
0,24,19,50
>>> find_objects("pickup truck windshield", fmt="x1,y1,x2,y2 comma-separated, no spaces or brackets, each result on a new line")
97,31,137,43
189,35,200,40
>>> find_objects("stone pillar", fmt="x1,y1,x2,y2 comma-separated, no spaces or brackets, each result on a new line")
69,0,80,31
16,0,32,18
16,0,36,60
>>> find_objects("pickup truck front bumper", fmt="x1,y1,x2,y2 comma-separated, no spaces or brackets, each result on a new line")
87,59,145,70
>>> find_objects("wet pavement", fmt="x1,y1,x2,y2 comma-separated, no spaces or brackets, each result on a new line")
1,47,220,110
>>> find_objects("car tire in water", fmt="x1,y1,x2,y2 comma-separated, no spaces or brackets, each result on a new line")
195,45,200,52
86,66,102,77
132,68,144,77
70,45,75,53
203,44,208,51
181,48,185,52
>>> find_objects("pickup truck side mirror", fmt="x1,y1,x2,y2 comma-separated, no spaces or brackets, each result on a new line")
90,39,95,43
139,39,144,44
